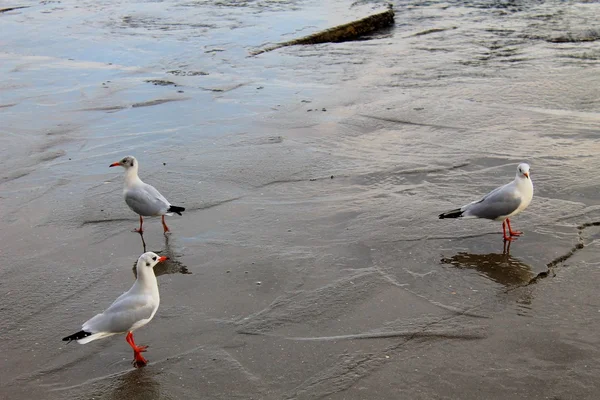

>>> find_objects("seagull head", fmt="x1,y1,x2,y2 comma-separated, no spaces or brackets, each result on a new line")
110,156,137,169
138,252,168,270
517,163,530,179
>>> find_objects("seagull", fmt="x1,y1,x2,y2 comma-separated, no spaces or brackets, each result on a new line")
62,252,167,368
110,156,185,233
439,163,533,241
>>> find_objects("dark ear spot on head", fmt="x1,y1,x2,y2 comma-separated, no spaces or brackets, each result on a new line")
130,160,134,167
146,262,150,266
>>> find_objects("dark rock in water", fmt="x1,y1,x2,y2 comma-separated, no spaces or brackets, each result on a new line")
251,4,395,55
0,6,29,13
145,79,177,86
547,29,600,43
167,70,209,76
414,26,457,36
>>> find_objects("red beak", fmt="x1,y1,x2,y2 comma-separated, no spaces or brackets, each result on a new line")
158,256,168,262
109,162,120,167
523,172,529,178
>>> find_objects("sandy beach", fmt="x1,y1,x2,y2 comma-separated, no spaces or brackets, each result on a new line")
2,0,600,398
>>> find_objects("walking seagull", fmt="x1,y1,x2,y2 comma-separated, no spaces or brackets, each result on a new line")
439,163,533,241
62,252,167,368
110,156,185,233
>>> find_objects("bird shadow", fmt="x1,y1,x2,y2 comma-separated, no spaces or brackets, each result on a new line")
104,368,161,400
133,233,191,278
440,241,535,287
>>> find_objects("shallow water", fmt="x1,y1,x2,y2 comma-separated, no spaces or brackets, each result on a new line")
2,0,600,398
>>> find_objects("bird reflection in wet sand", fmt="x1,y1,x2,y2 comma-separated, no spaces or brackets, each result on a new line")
133,233,190,278
107,368,161,400
441,241,535,287
138,230,148,253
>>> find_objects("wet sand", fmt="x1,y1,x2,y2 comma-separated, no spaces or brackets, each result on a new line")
2,0,600,399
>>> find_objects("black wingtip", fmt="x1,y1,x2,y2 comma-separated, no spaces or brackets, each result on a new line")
168,205,185,216
62,330,92,343
439,209,463,219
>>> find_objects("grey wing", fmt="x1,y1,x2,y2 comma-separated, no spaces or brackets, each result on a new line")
463,184,521,220
143,184,171,208
82,294,156,333
125,184,169,216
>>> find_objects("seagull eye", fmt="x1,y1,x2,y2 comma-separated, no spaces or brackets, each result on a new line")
152,256,157,261
122,159,127,163
146,262,150,266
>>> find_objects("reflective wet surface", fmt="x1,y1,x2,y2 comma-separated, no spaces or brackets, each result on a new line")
2,0,600,398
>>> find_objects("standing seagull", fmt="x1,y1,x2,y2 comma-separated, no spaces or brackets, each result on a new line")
439,163,533,241
110,156,185,233
62,252,167,368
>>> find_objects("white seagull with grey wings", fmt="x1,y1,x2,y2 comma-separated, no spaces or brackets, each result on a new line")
62,252,167,368
439,163,534,241
110,156,185,233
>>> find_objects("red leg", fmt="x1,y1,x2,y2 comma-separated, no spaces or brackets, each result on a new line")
161,215,170,234
502,221,515,242
125,331,148,368
134,215,144,234
506,218,522,237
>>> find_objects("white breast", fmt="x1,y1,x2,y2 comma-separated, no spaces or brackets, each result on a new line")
509,179,534,217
